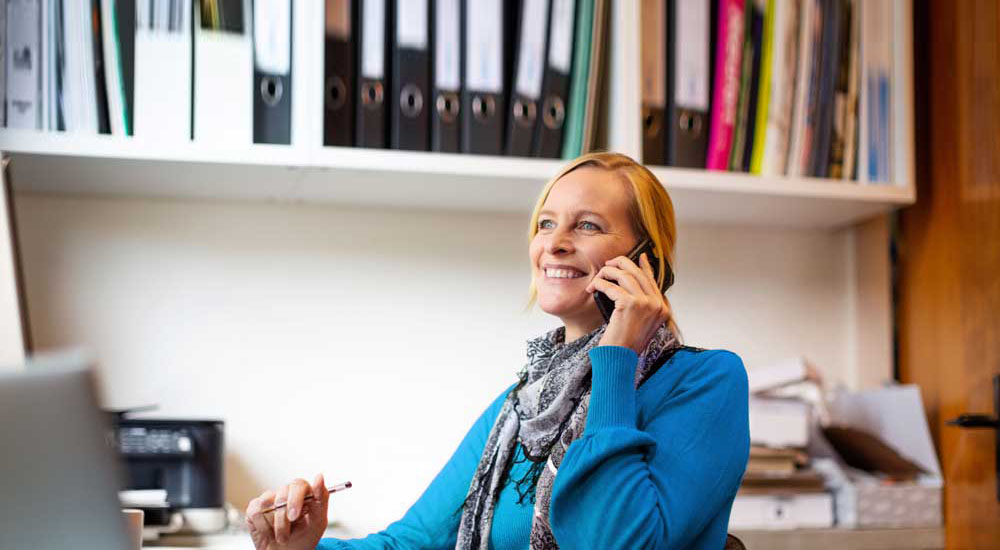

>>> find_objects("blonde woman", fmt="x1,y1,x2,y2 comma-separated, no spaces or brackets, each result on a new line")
247,153,750,550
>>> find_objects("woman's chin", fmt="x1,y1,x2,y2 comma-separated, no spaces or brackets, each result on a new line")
537,295,592,319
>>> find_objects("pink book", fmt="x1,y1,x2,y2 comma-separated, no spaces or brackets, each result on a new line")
706,0,746,170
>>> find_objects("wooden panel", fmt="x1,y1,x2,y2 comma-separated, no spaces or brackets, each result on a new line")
898,1,1000,548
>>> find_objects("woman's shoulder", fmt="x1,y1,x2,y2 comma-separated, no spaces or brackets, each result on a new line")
641,346,748,397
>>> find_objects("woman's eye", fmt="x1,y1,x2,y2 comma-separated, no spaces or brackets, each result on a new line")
538,219,555,230
579,221,601,231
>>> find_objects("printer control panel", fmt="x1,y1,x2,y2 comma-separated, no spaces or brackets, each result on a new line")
116,426,194,457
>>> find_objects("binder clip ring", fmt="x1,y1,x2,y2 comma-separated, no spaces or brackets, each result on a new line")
513,98,537,128
542,96,565,130
642,106,661,137
436,92,460,123
260,77,284,107
678,111,703,136
471,95,496,122
362,82,385,109
326,76,348,111
400,84,424,118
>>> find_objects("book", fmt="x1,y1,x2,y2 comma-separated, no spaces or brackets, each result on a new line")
748,0,775,174
861,0,892,183
706,0,745,170
561,0,595,159
784,0,815,176
757,0,800,175
729,0,764,172
840,0,860,180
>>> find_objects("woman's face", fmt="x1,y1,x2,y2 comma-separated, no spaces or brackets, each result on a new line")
529,167,639,326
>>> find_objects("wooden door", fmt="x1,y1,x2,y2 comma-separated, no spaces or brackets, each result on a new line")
897,0,1000,548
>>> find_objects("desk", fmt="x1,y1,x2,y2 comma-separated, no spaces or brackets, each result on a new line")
731,527,945,550
147,526,946,550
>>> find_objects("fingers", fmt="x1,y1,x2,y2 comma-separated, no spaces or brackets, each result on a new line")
606,254,659,296
285,478,311,523
311,473,329,507
274,484,290,543
246,490,276,541
587,276,627,302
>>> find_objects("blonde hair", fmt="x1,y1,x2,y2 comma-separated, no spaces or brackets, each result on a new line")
526,152,681,337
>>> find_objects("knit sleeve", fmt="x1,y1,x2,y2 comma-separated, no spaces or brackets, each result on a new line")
548,347,750,550
317,384,515,550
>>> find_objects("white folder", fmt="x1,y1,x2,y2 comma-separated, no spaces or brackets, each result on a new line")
6,0,43,130
193,0,253,145
133,0,193,141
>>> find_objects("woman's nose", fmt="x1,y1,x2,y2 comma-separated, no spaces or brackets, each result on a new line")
544,228,575,254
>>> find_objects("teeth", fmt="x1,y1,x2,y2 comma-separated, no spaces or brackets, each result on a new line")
546,268,585,279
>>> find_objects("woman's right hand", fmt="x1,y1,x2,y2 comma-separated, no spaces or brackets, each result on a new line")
246,473,330,550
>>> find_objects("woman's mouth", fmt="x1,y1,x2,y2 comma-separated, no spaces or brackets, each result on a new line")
544,268,587,280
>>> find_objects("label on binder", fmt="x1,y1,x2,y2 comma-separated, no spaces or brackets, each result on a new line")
514,0,550,99
254,0,291,74
548,0,575,74
675,0,710,110
397,0,428,49
465,0,502,93
326,0,351,39
361,0,386,78
435,0,460,91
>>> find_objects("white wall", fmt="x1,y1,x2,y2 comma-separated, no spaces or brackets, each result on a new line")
14,193,856,535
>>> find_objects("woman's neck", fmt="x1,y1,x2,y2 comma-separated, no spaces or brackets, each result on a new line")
563,316,604,344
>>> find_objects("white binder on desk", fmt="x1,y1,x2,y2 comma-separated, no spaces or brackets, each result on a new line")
134,0,193,141
193,0,253,145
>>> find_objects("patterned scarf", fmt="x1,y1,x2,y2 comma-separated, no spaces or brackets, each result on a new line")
455,322,679,550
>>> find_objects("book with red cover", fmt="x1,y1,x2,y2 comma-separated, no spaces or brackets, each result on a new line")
706,0,746,170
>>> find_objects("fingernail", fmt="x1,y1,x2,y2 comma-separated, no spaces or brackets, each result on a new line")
288,507,297,521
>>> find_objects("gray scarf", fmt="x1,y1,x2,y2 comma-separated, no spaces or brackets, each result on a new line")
455,323,679,549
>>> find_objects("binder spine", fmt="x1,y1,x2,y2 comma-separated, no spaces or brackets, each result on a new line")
357,0,388,148
324,0,355,147
506,0,550,157
392,0,430,151
461,0,507,155
431,0,462,152
253,0,293,145
533,0,574,158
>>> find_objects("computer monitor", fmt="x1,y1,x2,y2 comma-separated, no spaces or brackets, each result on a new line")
0,354,131,549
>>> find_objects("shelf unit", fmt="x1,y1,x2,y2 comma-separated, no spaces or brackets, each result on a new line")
0,0,914,230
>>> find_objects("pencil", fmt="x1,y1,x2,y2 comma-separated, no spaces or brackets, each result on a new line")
261,481,352,514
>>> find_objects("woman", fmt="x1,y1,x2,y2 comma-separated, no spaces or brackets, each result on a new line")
246,152,750,549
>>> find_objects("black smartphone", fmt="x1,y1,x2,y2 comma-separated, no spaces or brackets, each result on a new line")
593,238,674,322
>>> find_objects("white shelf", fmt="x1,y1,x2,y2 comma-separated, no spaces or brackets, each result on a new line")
0,130,911,228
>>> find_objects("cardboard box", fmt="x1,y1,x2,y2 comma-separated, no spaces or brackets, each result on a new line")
824,385,944,528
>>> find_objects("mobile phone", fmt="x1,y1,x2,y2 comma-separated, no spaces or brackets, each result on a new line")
593,238,674,322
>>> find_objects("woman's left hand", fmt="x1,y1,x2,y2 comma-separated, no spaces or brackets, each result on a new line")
586,253,671,354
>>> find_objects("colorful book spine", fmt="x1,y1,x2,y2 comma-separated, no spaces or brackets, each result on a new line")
749,0,775,174
561,0,595,159
706,0,746,170
759,0,800,175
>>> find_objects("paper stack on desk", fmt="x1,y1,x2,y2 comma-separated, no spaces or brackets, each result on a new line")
731,357,834,530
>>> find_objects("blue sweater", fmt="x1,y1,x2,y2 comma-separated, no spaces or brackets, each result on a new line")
318,346,749,550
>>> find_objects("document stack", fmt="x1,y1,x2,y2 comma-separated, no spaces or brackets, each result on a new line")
3,0,611,158
731,357,834,530
641,0,894,183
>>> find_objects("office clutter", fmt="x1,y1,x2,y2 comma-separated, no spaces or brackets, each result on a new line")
642,0,893,182
733,357,943,531
2,0,609,157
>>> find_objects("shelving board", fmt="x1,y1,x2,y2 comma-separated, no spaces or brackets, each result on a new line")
0,130,913,228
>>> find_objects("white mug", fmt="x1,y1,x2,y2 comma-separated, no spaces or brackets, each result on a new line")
121,508,144,550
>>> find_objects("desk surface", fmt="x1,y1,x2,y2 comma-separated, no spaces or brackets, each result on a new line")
148,526,945,550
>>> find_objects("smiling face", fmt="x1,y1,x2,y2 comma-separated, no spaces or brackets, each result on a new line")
529,166,640,334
